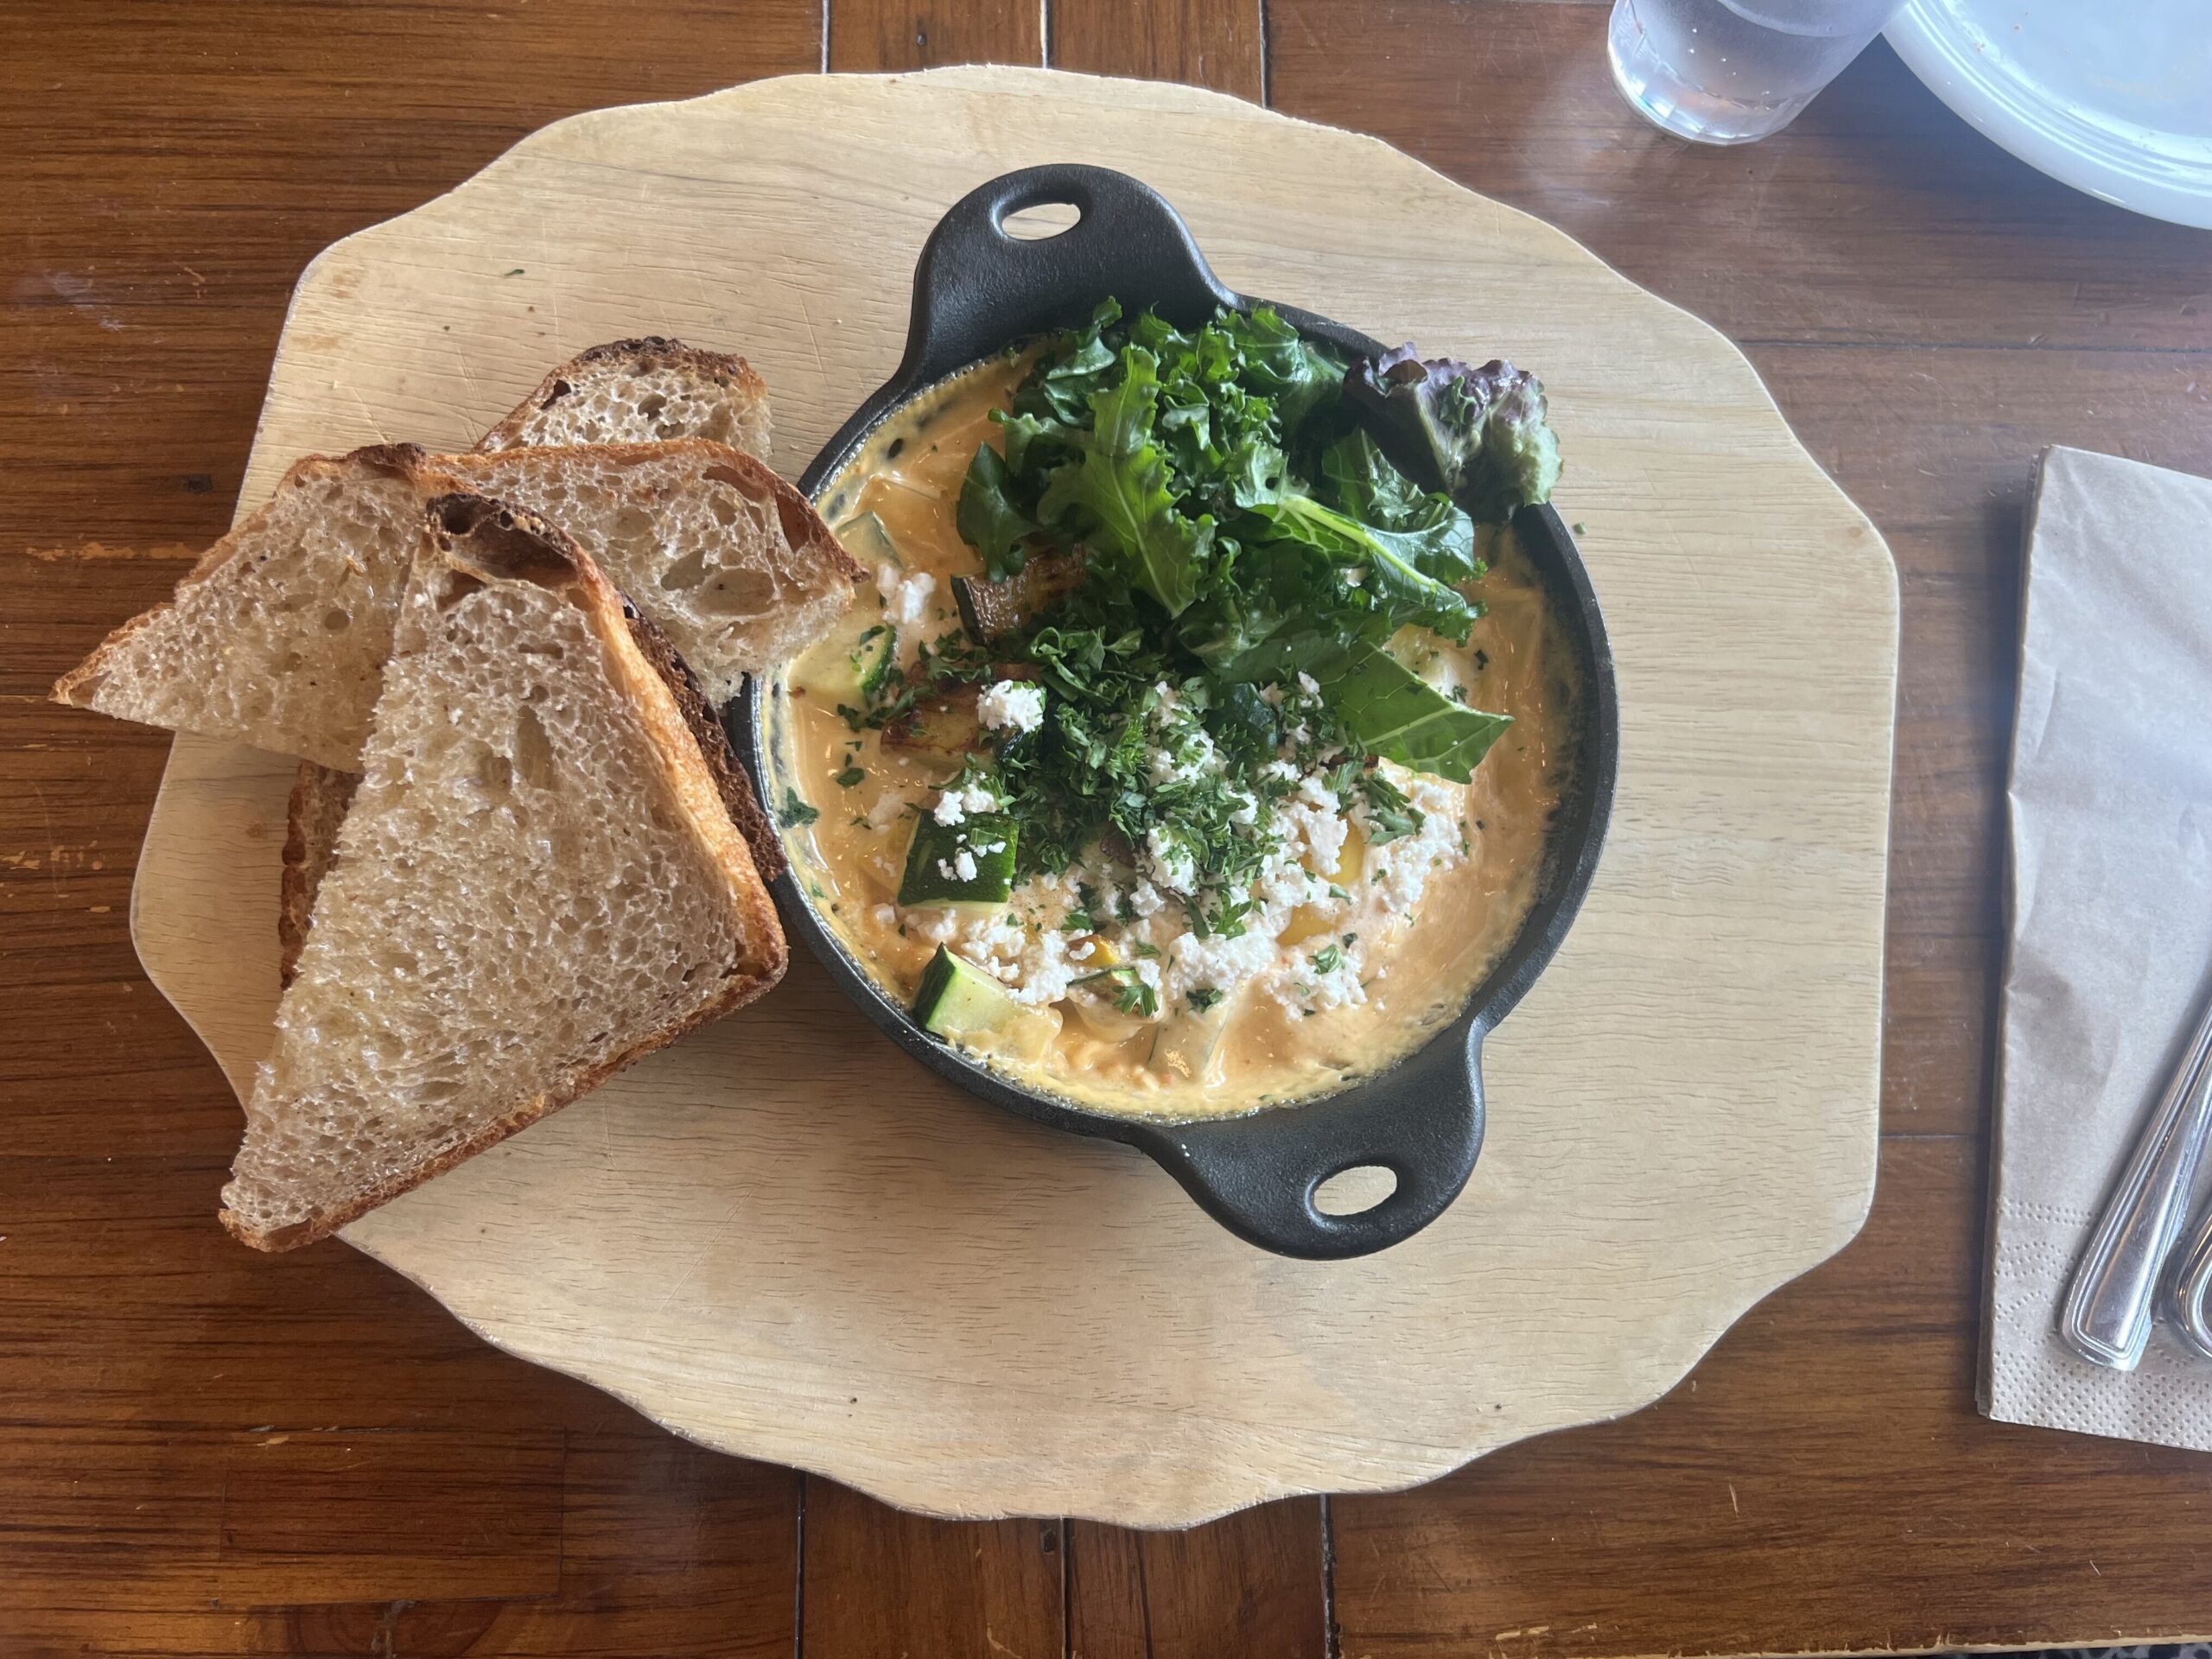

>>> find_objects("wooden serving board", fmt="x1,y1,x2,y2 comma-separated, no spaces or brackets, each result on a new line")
130,67,1897,1527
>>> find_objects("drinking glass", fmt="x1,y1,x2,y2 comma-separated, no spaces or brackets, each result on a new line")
1607,0,1907,144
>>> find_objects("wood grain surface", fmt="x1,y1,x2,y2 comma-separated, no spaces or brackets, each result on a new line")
4,4,2210,1659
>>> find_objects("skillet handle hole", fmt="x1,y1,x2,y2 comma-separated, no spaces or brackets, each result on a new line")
1313,1165,1400,1217
999,200,1083,240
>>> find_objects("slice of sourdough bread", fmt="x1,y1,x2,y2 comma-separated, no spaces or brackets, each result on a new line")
225,495,786,1250
276,601,785,988
54,440,855,765
474,337,772,460
53,447,457,770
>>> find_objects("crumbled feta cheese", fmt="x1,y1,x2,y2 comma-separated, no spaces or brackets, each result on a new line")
1303,960,1364,1011
942,891,1082,1005
1363,772,1465,913
1143,826,1198,893
1166,925,1277,1006
872,904,897,929
1128,880,1166,918
874,563,937,626
866,790,914,832
1255,827,1320,910
1295,671,1321,697
931,778,999,827
977,679,1046,734
952,849,977,882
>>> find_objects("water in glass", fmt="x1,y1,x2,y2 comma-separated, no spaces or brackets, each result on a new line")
1608,0,1904,144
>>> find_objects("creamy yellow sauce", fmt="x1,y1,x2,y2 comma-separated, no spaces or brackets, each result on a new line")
770,356,1576,1120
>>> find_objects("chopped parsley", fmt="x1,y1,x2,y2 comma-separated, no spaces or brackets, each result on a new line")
782,788,819,828
1187,987,1224,1013
1072,964,1159,1019
1355,770,1425,844
833,766,866,789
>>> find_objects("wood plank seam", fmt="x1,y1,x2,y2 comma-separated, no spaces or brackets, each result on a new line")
1257,0,1272,106
794,1471,807,1659
1320,1494,1340,1659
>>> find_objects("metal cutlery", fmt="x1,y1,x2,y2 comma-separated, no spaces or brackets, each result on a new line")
2057,983,2212,1370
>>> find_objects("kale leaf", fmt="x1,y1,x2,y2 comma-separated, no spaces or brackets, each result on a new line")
1321,643,1511,785
1035,348,1214,616
956,444,1039,575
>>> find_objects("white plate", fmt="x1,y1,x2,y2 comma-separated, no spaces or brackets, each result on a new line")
1886,0,2212,229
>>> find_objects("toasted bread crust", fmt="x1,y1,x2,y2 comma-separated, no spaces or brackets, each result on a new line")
621,606,785,885
224,497,786,1251
473,337,771,457
277,762,359,988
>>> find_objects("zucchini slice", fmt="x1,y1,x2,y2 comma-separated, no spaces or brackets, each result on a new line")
883,684,986,759
898,812,1019,908
913,945,1058,1062
953,550,1086,643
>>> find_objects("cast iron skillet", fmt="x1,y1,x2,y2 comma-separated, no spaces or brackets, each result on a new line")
731,164,1618,1260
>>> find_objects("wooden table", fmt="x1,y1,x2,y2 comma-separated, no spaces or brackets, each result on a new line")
5,3,2210,1655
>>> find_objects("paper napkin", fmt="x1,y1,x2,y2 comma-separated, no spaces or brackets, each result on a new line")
1982,446,2212,1447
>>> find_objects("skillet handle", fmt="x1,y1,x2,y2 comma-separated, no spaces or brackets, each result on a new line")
896,164,1242,388
1135,1030,1488,1260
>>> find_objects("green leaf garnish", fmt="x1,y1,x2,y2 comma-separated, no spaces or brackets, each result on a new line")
1072,963,1159,1019
931,298,1542,938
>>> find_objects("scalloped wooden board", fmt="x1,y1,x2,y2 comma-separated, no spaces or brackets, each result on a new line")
129,66,1896,1527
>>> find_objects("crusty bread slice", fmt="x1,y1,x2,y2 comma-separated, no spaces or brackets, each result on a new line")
52,447,460,770
54,440,855,764
225,495,785,1250
276,601,785,988
474,337,772,460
